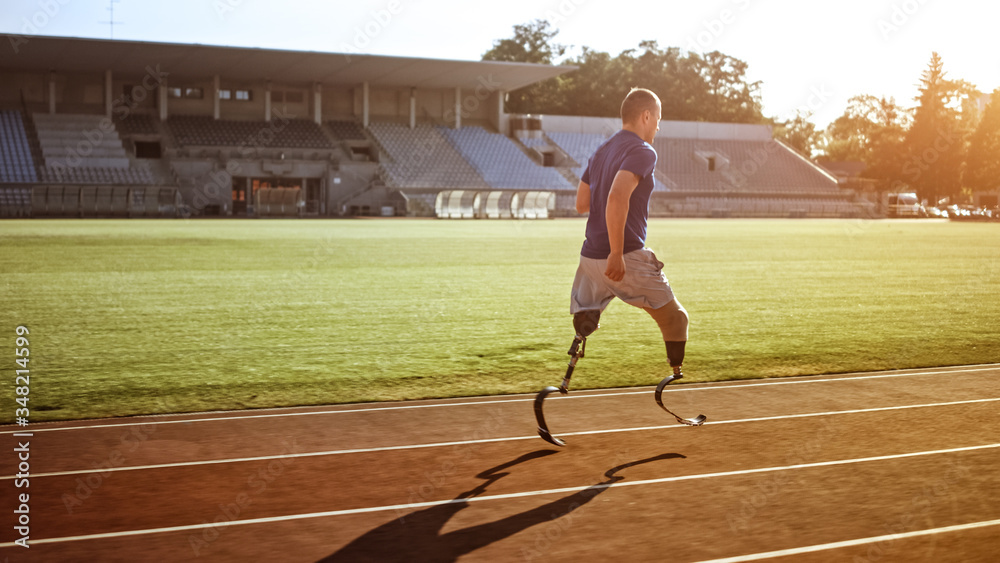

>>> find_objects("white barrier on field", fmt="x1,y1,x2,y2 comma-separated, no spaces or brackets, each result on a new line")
435,190,554,220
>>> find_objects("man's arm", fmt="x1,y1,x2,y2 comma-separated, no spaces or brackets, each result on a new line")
575,181,591,214
604,170,641,282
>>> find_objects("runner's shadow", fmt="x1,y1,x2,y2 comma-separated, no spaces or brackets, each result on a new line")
318,450,685,563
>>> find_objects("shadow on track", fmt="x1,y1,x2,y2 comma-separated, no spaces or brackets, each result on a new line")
319,450,685,562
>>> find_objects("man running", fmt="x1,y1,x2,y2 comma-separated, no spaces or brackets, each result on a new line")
571,87,689,377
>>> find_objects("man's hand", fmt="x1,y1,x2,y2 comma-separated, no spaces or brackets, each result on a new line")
605,252,626,282
604,170,640,282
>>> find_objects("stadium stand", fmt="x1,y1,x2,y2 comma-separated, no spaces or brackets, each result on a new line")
114,113,161,136
28,185,181,218
1,35,880,220
38,166,155,185
0,110,39,183
328,120,368,141
440,126,572,191
30,113,159,185
368,122,489,189
0,187,32,217
545,130,666,192
546,131,606,182
34,113,130,168
659,195,871,218
518,137,549,149
168,115,333,149
652,139,840,194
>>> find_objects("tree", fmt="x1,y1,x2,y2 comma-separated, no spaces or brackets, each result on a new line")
556,46,630,117
774,111,820,157
482,19,567,114
965,88,1000,193
903,52,977,203
821,94,910,189
482,19,565,64
690,51,763,123
481,21,766,124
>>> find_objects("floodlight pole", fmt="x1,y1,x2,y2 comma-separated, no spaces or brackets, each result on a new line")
100,0,124,40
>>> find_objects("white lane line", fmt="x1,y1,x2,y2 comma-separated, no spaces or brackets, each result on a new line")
1,365,996,435
3,442,997,548
693,518,1000,563
4,397,997,481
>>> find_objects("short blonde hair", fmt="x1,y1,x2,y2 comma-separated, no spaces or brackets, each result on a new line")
620,88,661,124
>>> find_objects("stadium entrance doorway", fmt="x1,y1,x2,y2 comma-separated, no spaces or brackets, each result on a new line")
231,177,325,216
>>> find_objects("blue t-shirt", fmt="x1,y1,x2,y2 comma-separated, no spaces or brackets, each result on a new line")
580,130,658,259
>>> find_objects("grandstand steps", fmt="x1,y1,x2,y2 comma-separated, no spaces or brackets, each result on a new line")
20,110,45,179
510,134,546,166
321,120,363,163
139,158,176,187
155,116,179,151
556,166,580,188
33,113,131,169
318,122,353,162
365,130,392,164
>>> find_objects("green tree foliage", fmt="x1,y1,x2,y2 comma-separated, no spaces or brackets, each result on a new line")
485,24,991,204
823,95,910,189
774,111,820,157
964,88,1000,192
483,21,764,123
482,19,565,64
902,52,979,202
691,50,763,123
482,19,567,115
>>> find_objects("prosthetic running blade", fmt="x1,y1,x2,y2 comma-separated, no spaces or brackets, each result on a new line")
533,330,590,447
534,385,568,446
654,373,707,426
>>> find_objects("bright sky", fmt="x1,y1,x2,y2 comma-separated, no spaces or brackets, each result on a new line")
2,0,997,128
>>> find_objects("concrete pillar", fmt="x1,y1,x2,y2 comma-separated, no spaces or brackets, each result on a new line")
48,71,56,114
409,88,416,129
213,75,220,120
104,70,113,117
264,81,272,122
158,82,168,121
454,86,461,129
495,90,505,133
362,81,370,128
313,82,322,125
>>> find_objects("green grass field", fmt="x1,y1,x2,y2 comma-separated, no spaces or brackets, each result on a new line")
2,218,998,422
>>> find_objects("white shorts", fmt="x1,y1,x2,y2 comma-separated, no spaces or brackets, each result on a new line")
570,248,676,313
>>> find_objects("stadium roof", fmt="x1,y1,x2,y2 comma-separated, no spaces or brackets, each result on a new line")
1,34,576,92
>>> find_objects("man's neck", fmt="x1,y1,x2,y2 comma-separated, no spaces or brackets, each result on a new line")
622,124,647,143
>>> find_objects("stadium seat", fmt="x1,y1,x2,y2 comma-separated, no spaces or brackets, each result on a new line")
439,126,571,191
368,122,489,189
0,111,39,183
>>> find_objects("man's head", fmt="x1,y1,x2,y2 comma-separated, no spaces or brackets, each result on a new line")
620,87,661,143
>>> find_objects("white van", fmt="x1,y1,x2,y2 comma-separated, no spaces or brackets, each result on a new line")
886,192,925,217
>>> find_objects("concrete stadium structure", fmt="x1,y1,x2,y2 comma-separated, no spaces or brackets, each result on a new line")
0,34,873,219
